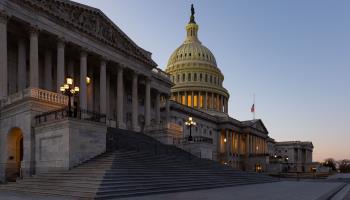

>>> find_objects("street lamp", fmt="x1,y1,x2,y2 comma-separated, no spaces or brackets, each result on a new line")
185,117,196,141
60,77,80,117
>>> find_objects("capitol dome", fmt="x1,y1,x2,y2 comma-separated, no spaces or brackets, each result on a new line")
165,5,229,116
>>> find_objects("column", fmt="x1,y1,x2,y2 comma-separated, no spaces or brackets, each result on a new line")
211,93,214,110
197,91,200,108
184,91,188,106
246,134,250,156
131,72,139,131
224,97,228,113
29,27,39,88
0,13,7,98
155,92,160,124
116,67,125,128
165,95,170,123
106,72,110,120
100,59,107,114
237,134,241,168
145,78,151,127
225,129,229,161
80,51,87,110
44,51,52,91
18,38,27,91
204,91,207,110
191,91,194,107
56,39,65,91
229,130,233,156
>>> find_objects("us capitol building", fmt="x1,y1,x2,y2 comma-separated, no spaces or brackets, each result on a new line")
0,0,313,183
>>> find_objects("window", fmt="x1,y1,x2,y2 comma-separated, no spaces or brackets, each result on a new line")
200,73,202,81
205,74,208,82
189,53,191,57
210,75,212,83
177,74,180,82
194,73,197,81
188,73,191,81
182,74,185,82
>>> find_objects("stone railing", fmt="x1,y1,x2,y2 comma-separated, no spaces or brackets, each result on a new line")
152,67,171,80
173,136,213,145
0,88,68,108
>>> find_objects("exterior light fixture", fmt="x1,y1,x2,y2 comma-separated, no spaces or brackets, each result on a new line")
86,76,91,84
60,77,80,117
66,77,73,85
185,116,196,141
224,138,227,143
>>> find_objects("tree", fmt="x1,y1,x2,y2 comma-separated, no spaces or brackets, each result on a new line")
322,158,337,171
338,159,350,173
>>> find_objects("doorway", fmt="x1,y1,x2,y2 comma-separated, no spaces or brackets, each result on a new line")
6,128,23,182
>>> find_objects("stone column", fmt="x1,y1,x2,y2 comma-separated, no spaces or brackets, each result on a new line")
211,93,214,110
165,95,170,123
80,51,87,110
29,27,39,88
197,91,200,108
184,91,188,106
116,67,125,128
0,13,7,98
100,59,107,115
44,51,52,91
225,129,229,161
106,72,110,120
225,97,228,113
155,92,160,124
132,72,140,131
204,92,207,110
237,134,241,168
229,130,233,156
145,78,151,127
246,134,250,157
191,91,194,107
17,38,27,91
56,39,65,91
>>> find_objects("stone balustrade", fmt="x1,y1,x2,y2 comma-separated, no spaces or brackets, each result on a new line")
0,88,68,108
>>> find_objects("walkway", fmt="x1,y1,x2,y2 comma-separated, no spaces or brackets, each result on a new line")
0,181,345,200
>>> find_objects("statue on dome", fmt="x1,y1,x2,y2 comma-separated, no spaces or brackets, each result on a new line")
190,4,196,24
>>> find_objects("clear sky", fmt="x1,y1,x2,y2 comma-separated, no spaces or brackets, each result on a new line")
75,0,350,162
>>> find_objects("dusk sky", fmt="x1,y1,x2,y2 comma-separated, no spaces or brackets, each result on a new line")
75,0,350,162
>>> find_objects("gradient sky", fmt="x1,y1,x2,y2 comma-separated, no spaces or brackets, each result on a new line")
74,0,350,162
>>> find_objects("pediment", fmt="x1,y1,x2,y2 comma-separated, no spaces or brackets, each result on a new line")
14,0,156,67
242,119,268,134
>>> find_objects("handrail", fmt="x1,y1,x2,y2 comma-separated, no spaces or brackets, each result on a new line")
173,136,213,145
35,107,106,125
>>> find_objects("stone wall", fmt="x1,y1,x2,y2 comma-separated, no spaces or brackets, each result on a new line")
35,118,106,173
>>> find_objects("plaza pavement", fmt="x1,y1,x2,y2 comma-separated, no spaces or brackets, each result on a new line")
0,181,347,200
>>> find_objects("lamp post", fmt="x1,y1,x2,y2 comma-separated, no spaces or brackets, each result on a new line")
185,117,196,141
60,77,80,117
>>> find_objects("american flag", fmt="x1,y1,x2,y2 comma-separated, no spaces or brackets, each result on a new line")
251,104,255,113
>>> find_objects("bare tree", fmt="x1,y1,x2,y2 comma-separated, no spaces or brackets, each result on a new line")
322,158,337,171
338,159,350,173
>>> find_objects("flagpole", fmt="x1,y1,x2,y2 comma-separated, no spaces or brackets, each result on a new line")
253,93,255,120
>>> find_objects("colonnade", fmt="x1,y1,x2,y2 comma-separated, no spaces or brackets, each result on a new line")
173,91,228,113
0,13,169,131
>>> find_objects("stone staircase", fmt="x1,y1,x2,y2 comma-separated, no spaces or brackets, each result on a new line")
0,128,278,199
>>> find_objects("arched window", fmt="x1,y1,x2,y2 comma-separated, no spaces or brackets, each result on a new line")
177,74,180,82
182,74,185,82
200,73,203,81
188,73,191,81
205,74,208,82
194,73,197,81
